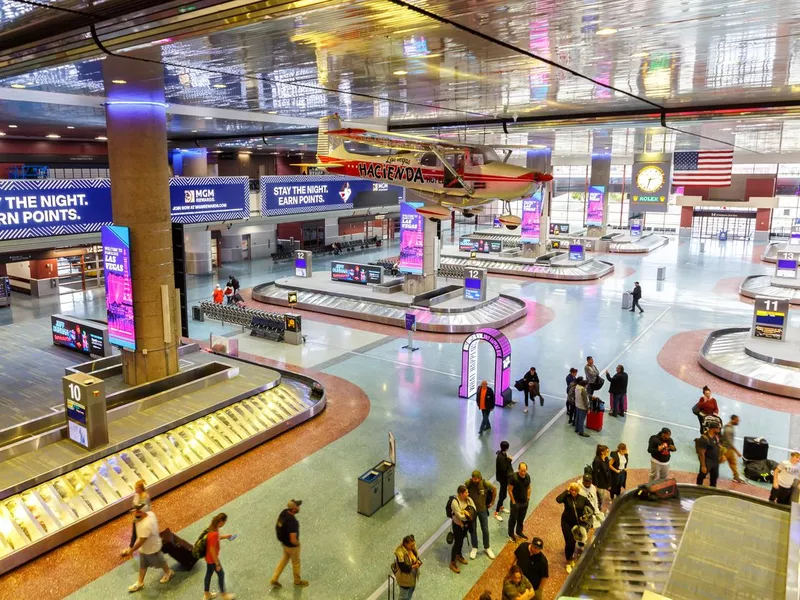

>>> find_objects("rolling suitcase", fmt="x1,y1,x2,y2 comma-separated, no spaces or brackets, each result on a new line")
743,437,769,462
586,409,604,432
160,528,197,569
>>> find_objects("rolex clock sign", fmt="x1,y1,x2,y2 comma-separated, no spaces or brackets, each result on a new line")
630,153,672,214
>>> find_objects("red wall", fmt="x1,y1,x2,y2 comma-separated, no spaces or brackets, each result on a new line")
745,178,776,199
339,221,365,236
30,258,57,279
277,222,302,241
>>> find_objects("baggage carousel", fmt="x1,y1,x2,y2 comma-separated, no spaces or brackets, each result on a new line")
739,274,800,305
559,484,789,599
761,241,781,263
439,247,614,281
251,274,526,333
608,232,669,253
0,345,325,574
697,327,800,398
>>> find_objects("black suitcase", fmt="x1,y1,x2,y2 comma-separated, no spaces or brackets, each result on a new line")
743,437,769,462
160,528,197,569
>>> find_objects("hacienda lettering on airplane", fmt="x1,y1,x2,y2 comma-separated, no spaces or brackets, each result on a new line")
357,162,425,184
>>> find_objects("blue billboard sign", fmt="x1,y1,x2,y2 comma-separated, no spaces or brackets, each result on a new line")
169,177,250,224
0,179,112,240
261,175,403,216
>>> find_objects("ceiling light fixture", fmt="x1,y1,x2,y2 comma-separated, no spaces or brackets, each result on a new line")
111,79,126,84
212,84,227,89
95,136,108,141
67,126,75,129
631,52,648,58
46,134,60,139
204,116,213,120
191,129,197,132
596,28,617,36
8,125,17,128
0,132,5,136
10,83,25,89
393,70,408,76
268,111,278,114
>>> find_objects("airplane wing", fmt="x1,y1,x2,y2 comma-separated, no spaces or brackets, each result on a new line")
327,126,475,153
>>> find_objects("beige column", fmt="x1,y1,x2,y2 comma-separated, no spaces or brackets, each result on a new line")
183,150,208,176
103,48,180,384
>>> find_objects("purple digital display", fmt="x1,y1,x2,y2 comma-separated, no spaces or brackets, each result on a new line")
398,202,424,275
586,185,605,227
520,194,541,243
569,244,584,261
777,259,797,270
464,277,482,300
102,225,136,351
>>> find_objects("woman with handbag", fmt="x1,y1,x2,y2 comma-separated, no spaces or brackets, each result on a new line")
693,386,719,433
608,443,629,500
591,445,612,511
556,483,593,565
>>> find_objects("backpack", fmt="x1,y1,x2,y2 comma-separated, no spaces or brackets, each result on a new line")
703,414,723,432
744,459,777,483
445,495,457,519
192,528,210,560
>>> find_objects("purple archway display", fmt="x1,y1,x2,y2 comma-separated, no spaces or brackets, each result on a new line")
458,328,512,406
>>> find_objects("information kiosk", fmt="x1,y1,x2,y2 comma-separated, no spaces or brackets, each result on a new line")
62,373,108,450
752,298,790,341
776,251,798,279
463,268,487,301
295,250,313,278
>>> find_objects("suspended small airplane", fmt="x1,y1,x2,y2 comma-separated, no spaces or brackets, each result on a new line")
294,114,552,229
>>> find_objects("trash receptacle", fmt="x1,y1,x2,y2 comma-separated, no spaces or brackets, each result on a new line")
357,469,383,516
375,461,395,505
622,291,633,310
192,305,204,321
657,266,666,281
700,241,706,253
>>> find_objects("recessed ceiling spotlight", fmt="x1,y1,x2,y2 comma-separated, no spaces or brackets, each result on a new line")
393,70,408,76
10,83,25,89
596,28,617,36
212,84,227,89
67,126,75,129
631,52,648,58
111,79,127,84
46,134,61,138
191,129,198,132
204,116,213,120
95,136,108,141
0,132,5,136
8,124,17,128
268,111,278,114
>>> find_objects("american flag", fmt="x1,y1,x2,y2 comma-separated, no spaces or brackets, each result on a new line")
673,150,734,187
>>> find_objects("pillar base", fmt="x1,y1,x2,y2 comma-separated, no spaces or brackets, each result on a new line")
521,243,545,258
679,227,693,239
754,230,770,244
403,274,436,295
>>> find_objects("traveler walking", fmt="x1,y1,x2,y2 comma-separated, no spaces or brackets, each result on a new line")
121,480,151,556
692,386,719,433
604,365,628,417
270,500,309,588
223,283,234,304
630,281,643,313
507,463,532,542
522,367,544,412
203,513,237,600
770,452,800,505
648,428,676,481
584,357,601,395
465,470,497,559
565,368,578,425
514,537,549,600
476,380,496,435
608,443,629,500
575,472,603,529
696,421,722,487
573,378,590,437
227,275,240,294
449,485,476,573
722,415,745,483
502,565,534,600
393,535,421,600
591,445,611,511
212,284,224,304
124,503,174,593
494,441,513,521
555,483,593,564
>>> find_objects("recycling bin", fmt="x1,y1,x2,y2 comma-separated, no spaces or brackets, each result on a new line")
357,469,383,516
375,460,395,505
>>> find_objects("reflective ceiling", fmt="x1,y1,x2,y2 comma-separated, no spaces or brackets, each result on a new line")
1,0,800,156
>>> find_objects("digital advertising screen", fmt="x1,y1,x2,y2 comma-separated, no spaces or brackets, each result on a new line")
261,175,403,216
776,258,798,278
630,218,643,237
586,185,605,227
549,223,569,235
464,277,482,301
459,237,492,254
170,176,250,223
520,195,541,243
754,310,786,340
398,202,424,274
489,240,502,253
102,225,136,351
51,315,108,356
66,399,87,424
295,257,307,277
330,261,382,285
569,244,585,261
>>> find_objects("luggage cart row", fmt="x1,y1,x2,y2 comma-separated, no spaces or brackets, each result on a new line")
0,382,317,566
251,283,526,333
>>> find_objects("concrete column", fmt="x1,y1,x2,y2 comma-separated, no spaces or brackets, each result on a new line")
324,217,339,244
184,229,212,275
103,47,180,385
183,149,208,177
402,217,438,295
248,225,276,260
679,206,693,239
588,154,611,237
220,229,243,263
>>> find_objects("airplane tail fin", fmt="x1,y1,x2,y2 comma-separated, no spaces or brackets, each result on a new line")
318,114,344,158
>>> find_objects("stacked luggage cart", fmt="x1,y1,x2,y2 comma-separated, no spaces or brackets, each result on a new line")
198,302,287,342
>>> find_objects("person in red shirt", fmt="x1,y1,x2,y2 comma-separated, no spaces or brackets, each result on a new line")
693,386,719,433
212,285,224,304
204,513,237,600
476,380,496,435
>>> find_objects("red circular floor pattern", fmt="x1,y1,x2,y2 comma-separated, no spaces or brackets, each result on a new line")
464,469,768,600
0,350,371,600
657,329,800,413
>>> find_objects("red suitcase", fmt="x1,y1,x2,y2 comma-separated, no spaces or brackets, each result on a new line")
586,409,604,432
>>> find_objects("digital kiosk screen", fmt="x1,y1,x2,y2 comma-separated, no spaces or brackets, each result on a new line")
550,223,569,235
791,233,800,245
66,399,87,424
776,259,797,278
464,277,482,300
295,257,307,277
489,240,502,253
754,310,786,339
330,261,382,285
569,244,584,261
